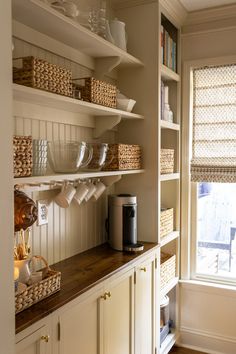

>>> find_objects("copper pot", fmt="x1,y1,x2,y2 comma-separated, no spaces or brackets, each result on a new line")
14,190,38,232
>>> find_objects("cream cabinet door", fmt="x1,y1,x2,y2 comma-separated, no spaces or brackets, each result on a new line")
16,325,51,354
102,269,134,354
58,287,102,354
135,256,155,354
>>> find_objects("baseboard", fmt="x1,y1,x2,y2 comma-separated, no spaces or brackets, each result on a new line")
178,327,236,354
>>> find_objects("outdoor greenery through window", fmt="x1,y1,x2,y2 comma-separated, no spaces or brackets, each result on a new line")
191,63,236,282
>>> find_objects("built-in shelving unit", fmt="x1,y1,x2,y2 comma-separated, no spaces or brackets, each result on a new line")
160,231,179,247
14,169,144,189
160,331,179,354
160,277,179,299
12,0,143,67
159,7,181,353
160,173,180,182
160,120,180,131
13,84,144,120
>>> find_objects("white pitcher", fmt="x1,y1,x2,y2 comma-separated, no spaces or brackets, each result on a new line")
106,18,127,51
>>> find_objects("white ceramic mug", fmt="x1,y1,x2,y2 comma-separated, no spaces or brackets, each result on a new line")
73,183,89,205
84,181,97,202
92,180,106,201
101,175,121,187
54,182,76,208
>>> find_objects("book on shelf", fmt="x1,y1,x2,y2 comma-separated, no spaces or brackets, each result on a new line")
161,26,177,73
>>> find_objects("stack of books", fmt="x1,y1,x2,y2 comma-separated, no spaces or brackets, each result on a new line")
161,25,177,72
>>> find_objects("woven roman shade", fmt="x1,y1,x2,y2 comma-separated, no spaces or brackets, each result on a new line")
191,64,236,183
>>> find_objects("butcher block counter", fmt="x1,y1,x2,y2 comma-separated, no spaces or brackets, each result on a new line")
16,242,158,334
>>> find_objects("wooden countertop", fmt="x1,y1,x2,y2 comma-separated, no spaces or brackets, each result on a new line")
15,242,158,334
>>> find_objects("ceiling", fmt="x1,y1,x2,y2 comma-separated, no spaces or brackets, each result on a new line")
179,0,236,12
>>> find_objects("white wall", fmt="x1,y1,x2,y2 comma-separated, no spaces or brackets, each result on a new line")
0,1,15,353
180,12,236,354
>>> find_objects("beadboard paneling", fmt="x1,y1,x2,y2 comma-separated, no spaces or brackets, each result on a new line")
13,39,116,265
14,116,115,265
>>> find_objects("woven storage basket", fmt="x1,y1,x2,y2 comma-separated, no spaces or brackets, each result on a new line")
13,56,73,97
160,252,176,290
103,144,142,171
160,208,174,239
160,149,174,174
15,256,61,314
13,135,33,178
73,77,117,108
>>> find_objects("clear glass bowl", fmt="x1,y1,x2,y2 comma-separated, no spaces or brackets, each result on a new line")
80,143,111,171
48,141,92,173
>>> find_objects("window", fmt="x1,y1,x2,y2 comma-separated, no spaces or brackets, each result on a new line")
190,63,236,283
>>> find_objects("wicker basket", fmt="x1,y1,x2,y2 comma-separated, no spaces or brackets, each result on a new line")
103,144,142,171
73,77,117,108
160,208,174,239
160,149,174,174
160,253,176,290
13,135,33,178
15,256,61,314
13,56,73,97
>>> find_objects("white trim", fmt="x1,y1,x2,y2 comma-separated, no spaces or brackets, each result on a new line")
181,54,236,283
179,279,236,297
111,0,187,26
184,4,236,26
179,327,236,354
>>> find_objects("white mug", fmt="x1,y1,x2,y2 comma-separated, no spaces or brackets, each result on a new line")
92,181,106,201
73,183,89,205
84,181,96,202
54,182,76,208
101,175,121,187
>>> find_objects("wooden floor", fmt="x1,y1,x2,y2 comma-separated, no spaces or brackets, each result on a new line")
170,347,207,354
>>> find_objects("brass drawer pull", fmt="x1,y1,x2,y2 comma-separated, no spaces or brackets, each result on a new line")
41,335,50,343
140,267,147,272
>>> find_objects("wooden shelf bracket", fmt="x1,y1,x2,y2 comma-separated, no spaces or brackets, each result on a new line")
94,56,121,80
94,115,122,138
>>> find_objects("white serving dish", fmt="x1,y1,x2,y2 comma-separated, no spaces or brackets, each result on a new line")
117,92,136,112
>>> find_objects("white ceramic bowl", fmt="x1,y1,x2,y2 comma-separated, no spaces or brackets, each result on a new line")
117,93,136,112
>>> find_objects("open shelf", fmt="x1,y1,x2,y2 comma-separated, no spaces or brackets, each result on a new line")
160,120,180,131
14,169,145,188
13,84,144,120
160,173,180,181
161,65,180,82
161,277,179,298
12,0,143,68
160,231,179,247
160,330,179,354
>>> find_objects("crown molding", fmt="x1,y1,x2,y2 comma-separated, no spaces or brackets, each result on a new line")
111,0,187,26
184,3,236,26
160,0,187,26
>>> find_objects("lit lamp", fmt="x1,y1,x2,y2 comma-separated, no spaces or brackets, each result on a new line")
14,267,19,291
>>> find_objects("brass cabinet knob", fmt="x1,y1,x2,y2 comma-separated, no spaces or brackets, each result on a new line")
41,335,50,343
140,267,147,272
100,291,112,300
101,293,107,300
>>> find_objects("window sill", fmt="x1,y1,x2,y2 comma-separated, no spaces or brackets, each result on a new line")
179,279,236,297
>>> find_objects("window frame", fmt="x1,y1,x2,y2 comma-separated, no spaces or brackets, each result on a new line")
181,55,236,286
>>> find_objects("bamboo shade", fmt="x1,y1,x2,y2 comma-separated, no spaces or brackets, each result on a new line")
191,64,236,182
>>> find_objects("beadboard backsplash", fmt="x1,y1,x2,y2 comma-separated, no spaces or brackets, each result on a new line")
13,38,116,265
